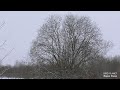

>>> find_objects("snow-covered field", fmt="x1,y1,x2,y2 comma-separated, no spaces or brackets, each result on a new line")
0,77,24,79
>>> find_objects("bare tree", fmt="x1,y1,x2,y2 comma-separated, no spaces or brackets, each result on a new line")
29,14,111,79
0,21,14,77
0,21,6,65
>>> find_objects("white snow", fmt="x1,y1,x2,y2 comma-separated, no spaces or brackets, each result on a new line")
0,77,24,79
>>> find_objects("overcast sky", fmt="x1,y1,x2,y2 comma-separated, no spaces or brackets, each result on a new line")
0,11,120,66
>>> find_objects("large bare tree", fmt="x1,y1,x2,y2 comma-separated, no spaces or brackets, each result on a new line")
30,14,111,79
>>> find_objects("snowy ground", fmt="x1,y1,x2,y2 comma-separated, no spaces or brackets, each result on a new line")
0,77,24,79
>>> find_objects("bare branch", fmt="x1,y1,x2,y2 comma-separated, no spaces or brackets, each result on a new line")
0,40,7,48
0,68,10,76
0,21,5,30
0,48,14,62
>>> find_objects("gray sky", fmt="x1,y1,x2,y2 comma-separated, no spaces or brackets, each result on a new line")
0,11,120,66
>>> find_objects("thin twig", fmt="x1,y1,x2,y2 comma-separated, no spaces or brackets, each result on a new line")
0,40,7,47
0,68,10,76
0,21,5,30
0,48,14,62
